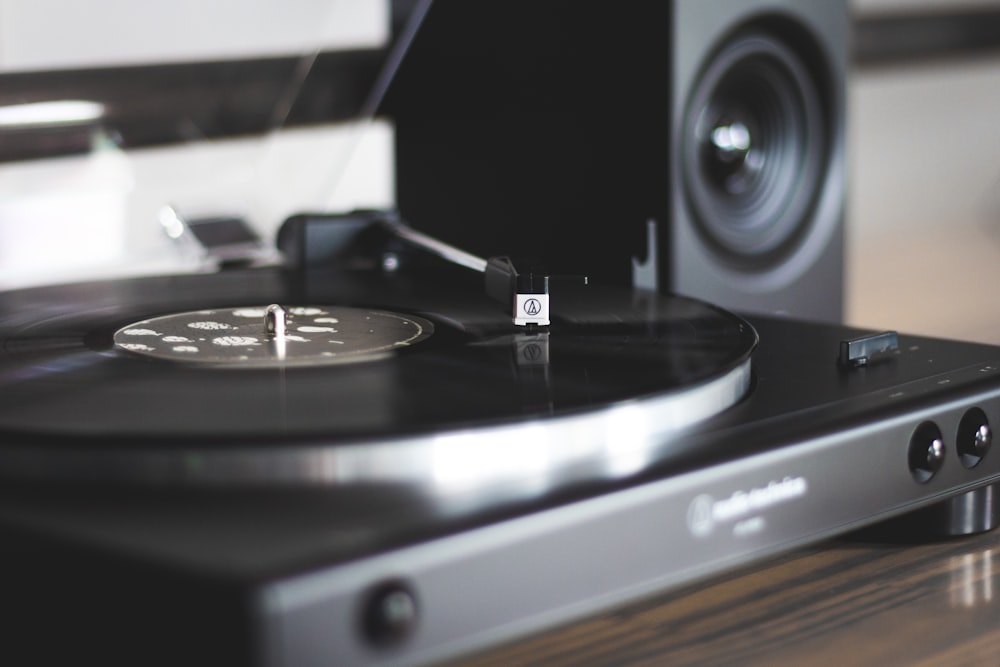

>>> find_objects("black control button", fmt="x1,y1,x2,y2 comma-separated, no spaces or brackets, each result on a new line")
958,408,992,468
909,421,945,483
361,580,419,647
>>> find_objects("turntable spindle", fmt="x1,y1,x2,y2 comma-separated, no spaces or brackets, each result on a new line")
266,304,287,339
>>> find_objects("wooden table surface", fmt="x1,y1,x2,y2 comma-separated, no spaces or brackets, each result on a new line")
450,518,1000,666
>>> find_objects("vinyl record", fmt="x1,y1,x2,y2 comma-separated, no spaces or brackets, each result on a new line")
0,267,756,488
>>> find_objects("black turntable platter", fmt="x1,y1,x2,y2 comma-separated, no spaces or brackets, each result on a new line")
0,266,756,486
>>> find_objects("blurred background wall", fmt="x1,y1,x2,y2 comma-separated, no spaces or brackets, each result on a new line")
2,0,1000,345
850,0,1000,343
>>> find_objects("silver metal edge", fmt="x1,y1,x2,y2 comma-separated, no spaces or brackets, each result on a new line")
0,359,751,492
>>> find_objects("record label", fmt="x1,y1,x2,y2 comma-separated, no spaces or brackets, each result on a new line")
113,305,434,367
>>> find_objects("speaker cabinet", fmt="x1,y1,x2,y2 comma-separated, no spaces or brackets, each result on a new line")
384,0,847,322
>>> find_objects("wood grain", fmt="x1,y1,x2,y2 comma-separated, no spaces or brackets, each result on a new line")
447,529,1000,666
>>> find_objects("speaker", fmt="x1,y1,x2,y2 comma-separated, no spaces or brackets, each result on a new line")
383,0,847,322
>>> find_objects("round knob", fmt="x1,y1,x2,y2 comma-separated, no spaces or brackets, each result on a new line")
958,408,992,468
974,425,992,454
909,421,945,483
362,580,419,647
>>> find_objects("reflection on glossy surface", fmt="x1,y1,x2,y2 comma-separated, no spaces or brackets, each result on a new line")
951,548,994,609
430,424,552,495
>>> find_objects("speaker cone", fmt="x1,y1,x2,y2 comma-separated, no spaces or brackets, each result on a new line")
682,30,827,264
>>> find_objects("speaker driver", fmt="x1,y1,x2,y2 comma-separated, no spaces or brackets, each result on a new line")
682,29,827,264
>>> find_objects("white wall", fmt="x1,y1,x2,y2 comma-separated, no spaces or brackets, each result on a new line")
847,56,1000,344
0,0,386,71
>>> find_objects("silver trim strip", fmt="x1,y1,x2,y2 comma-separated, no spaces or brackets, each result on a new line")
0,360,751,491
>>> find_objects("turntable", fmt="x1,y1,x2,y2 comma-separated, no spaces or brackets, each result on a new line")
2,1,999,667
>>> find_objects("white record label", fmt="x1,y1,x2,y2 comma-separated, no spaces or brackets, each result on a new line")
113,305,433,367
